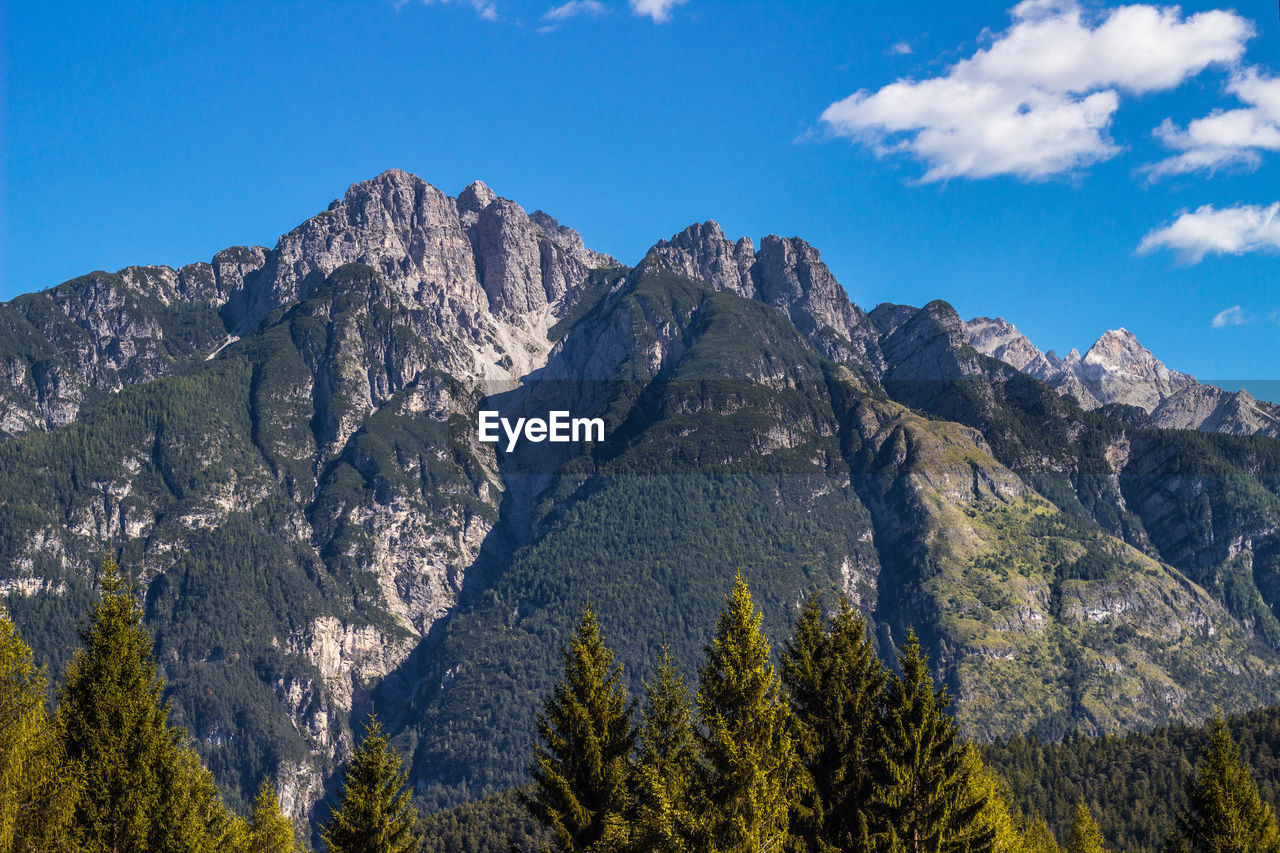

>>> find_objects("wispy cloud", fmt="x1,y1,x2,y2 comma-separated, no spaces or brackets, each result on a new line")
819,0,1253,182
1146,69,1280,178
1139,202,1280,263
410,0,500,21
544,0,609,21
890,41,913,55
1211,305,1250,328
630,0,689,24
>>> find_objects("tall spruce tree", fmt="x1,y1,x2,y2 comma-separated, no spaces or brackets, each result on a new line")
782,594,883,853
322,716,419,853
1063,800,1107,853
696,574,799,853
632,647,700,853
872,629,993,853
522,605,635,853
57,555,231,853
0,606,80,853
1173,714,1280,853
245,779,302,853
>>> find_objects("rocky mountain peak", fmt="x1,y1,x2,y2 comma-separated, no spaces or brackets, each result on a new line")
1078,328,1197,410
1082,329,1174,381
457,180,498,213
645,220,754,297
640,225,883,369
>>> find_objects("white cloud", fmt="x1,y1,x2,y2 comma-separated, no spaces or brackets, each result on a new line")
417,0,499,21
630,0,688,24
1211,305,1249,327
820,1,1253,182
1147,69,1280,177
1138,202,1280,262
891,41,913,55
544,0,608,21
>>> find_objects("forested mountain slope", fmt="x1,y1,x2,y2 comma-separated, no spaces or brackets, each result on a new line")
4,169,1280,822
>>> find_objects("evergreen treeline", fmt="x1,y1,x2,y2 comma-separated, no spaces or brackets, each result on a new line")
11,559,1280,853
514,576,1280,853
0,556,420,853
984,706,1280,853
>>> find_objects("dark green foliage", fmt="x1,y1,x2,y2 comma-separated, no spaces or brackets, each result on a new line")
695,575,799,853
521,606,636,852
322,717,421,853
782,594,884,853
419,788,551,853
983,706,1280,852
246,780,303,853
0,606,79,852
632,647,699,853
1064,801,1107,853
56,556,236,853
413,471,871,808
1173,715,1280,852
872,630,993,853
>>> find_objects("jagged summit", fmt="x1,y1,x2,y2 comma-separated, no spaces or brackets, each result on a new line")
642,221,883,369
457,179,498,211
966,316,1280,436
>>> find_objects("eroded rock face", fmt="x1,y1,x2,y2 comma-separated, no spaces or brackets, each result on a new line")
0,264,240,434
965,317,1058,377
643,221,883,370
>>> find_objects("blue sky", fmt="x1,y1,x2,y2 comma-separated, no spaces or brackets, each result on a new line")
3,0,1278,385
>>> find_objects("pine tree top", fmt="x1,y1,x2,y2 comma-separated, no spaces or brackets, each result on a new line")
1176,713,1280,853
323,715,420,853
1065,799,1108,853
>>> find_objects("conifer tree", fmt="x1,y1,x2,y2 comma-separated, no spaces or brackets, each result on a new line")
57,555,229,853
322,716,419,853
1063,800,1107,853
961,747,1022,853
521,605,635,853
245,779,303,853
696,574,799,853
871,629,993,853
782,594,883,853
0,606,80,853
632,647,699,853
1020,819,1061,853
1173,714,1280,853
153,743,246,853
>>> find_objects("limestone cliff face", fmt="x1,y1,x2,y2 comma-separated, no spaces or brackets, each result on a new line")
0,262,240,434
643,221,884,371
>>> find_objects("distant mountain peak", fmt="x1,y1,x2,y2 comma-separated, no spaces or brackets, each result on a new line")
965,316,1280,437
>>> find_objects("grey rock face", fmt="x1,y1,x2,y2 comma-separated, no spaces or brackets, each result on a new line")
642,221,884,371
965,317,1058,378
0,171,621,440
0,264,238,434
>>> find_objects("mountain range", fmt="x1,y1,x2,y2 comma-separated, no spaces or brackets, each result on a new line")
965,317,1280,436
4,169,1280,825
